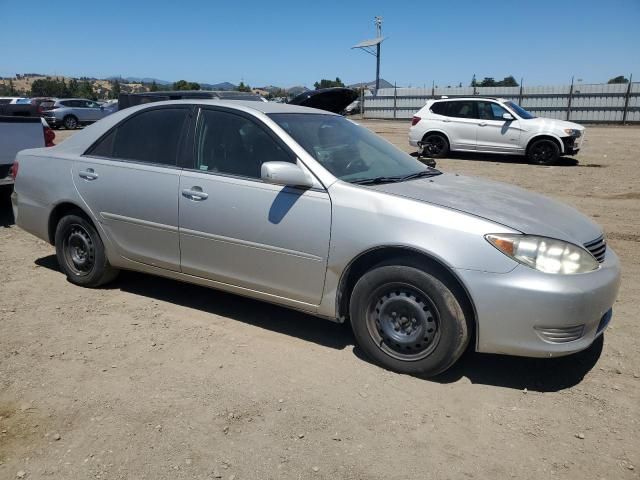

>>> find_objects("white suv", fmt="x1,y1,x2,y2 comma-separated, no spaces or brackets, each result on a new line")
409,97,585,165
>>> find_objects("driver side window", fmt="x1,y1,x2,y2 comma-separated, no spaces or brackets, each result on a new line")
196,109,293,179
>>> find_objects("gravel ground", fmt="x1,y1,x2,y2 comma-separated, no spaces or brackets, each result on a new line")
1,123,639,480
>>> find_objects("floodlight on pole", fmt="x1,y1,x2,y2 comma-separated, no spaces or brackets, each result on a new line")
352,16,386,94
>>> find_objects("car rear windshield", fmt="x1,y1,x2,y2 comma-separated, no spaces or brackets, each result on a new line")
506,101,536,119
268,113,436,183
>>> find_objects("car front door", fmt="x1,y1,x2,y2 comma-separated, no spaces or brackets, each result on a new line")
178,107,331,306
73,106,190,271
84,100,105,121
443,101,477,151
475,101,523,153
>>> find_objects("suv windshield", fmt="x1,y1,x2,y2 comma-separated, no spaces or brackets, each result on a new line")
505,101,536,119
268,113,439,183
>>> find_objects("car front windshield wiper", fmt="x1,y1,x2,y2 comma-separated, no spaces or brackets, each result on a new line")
350,169,442,185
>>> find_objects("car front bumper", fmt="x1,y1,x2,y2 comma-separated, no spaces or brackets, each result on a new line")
456,247,621,357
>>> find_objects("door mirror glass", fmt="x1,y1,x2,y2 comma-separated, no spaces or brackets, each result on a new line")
261,161,313,188
502,112,515,121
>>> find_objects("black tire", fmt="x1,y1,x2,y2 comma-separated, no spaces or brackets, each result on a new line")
350,265,470,376
54,213,119,287
527,138,560,165
420,133,449,158
63,115,78,130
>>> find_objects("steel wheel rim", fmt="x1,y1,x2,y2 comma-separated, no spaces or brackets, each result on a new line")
423,135,445,155
62,223,95,276
531,142,554,162
365,283,441,361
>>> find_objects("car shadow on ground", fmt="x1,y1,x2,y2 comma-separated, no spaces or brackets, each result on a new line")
0,188,15,227
411,151,580,167
36,253,602,391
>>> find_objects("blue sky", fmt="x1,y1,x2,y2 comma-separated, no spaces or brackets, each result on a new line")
1,0,638,88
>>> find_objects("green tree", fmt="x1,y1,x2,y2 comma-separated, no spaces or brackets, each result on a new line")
313,77,345,90
237,81,252,92
110,79,121,99
608,75,629,84
30,78,71,97
479,77,496,87
149,80,159,92
498,75,519,87
172,79,200,91
75,80,96,100
470,74,477,87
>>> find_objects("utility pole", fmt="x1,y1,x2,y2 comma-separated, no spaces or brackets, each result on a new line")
352,17,386,96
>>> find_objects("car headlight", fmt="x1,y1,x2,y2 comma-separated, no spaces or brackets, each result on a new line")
485,234,599,274
564,128,581,137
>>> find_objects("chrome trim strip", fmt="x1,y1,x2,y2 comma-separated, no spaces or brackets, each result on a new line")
100,212,179,232
180,227,323,262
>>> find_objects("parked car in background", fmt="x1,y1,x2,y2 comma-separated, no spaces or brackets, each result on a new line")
0,116,54,188
43,98,114,129
0,97,39,117
31,97,58,113
12,99,619,377
409,97,585,165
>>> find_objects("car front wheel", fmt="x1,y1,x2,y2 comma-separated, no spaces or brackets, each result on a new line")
350,265,470,376
527,138,560,165
55,213,119,287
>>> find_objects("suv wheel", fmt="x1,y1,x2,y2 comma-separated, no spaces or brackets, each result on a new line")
55,213,119,287
420,133,449,158
350,265,470,376
63,115,78,130
528,138,560,165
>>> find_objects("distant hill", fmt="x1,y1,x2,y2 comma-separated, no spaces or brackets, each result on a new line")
108,76,172,85
348,79,393,90
201,81,237,91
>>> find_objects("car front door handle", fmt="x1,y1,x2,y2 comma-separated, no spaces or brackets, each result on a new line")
79,168,98,180
442,119,451,122
478,122,487,127
182,188,209,201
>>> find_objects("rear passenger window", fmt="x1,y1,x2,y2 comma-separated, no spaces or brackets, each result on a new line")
430,102,449,115
86,108,188,166
446,101,475,118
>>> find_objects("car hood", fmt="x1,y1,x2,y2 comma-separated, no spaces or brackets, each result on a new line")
521,117,585,132
288,88,359,114
368,173,602,244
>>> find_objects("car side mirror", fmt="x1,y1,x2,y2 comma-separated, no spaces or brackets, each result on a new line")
502,113,514,121
261,161,314,188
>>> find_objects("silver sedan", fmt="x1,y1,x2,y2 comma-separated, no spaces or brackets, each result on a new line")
11,100,620,376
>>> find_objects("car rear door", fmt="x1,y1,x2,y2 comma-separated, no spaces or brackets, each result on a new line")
73,106,190,271
178,106,331,306
443,101,477,151
475,101,523,153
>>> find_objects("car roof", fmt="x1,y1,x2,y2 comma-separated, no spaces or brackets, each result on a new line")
140,99,340,115
434,97,507,102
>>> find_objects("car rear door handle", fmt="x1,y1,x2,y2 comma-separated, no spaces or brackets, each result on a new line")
478,122,487,127
442,119,451,122
182,188,209,201
79,168,98,180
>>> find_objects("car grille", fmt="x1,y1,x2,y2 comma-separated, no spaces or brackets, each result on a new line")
584,236,606,263
535,325,585,343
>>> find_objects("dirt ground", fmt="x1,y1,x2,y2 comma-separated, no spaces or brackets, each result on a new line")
1,123,639,480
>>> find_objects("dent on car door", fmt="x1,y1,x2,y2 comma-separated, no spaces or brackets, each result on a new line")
73,107,190,271
178,107,331,306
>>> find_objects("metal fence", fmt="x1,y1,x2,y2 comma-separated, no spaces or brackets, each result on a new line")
362,82,640,124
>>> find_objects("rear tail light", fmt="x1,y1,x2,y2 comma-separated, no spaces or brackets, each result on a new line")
411,116,421,126
44,126,55,147
10,161,19,180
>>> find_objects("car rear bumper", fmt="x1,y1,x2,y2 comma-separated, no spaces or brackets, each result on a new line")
456,247,621,357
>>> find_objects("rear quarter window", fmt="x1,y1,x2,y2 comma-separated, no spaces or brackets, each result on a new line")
430,102,449,115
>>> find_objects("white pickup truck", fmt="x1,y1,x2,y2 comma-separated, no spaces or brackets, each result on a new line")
0,116,55,187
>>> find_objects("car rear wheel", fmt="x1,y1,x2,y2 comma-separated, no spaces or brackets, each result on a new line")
55,213,119,287
349,265,470,376
527,138,560,165
420,133,449,158
63,115,78,130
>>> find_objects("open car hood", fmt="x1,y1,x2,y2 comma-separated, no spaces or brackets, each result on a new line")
288,88,359,114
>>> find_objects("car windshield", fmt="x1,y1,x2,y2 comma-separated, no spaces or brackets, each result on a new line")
268,113,440,183
506,101,536,119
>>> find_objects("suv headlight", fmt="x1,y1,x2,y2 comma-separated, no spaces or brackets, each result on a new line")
564,128,581,137
486,234,598,274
